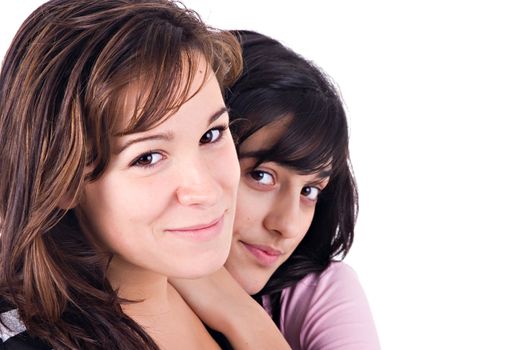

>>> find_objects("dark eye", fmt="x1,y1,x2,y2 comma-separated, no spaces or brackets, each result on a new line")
301,186,321,201
132,152,163,167
200,128,222,144
250,170,274,185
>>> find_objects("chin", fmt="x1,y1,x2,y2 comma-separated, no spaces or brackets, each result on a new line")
200,245,232,276
168,241,232,279
246,285,264,295
237,273,268,295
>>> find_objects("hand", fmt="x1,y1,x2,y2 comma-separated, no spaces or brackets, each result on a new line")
169,267,248,331
169,267,291,350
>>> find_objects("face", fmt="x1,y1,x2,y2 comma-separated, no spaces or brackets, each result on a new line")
80,59,239,280
224,120,330,294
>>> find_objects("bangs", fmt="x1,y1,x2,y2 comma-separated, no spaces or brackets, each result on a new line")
236,90,349,177
83,8,242,181
85,23,205,178
92,16,211,137
111,49,207,137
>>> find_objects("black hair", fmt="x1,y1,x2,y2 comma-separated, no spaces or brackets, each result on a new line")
225,30,358,325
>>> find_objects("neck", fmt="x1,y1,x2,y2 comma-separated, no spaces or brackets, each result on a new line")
107,255,178,316
106,255,219,349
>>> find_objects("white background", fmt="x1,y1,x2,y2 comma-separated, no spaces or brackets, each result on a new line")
2,1,524,349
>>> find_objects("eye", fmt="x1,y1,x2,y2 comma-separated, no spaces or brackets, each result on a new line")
301,186,321,201
250,170,275,186
131,152,164,168
200,126,226,144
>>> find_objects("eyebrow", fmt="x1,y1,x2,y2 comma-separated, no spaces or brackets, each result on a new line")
116,106,228,154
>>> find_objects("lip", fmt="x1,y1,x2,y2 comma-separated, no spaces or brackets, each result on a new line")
165,214,224,242
241,241,283,267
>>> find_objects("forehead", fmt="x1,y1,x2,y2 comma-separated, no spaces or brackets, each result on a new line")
238,115,291,154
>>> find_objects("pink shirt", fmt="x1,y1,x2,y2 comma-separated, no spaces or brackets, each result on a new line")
264,262,380,350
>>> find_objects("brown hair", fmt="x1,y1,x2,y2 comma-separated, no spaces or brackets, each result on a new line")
0,0,241,348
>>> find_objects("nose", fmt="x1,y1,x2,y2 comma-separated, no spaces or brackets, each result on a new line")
174,157,222,207
262,189,302,239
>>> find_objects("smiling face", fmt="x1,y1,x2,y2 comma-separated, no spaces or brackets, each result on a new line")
80,60,239,281
224,120,330,294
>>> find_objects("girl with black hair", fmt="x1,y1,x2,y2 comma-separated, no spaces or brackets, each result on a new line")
172,31,380,349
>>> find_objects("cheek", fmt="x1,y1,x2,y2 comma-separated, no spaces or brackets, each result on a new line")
291,208,316,247
233,182,266,235
210,139,240,194
81,174,166,243
81,179,123,249
303,209,316,233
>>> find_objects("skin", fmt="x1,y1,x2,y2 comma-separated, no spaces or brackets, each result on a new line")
80,56,239,349
224,119,330,294
170,119,329,350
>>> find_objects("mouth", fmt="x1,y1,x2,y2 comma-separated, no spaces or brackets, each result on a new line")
165,213,225,242
240,241,283,267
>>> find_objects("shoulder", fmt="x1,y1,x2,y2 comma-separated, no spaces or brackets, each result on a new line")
0,306,51,350
280,262,367,320
1,305,26,344
279,262,381,350
298,261,359,288
283,262,362,303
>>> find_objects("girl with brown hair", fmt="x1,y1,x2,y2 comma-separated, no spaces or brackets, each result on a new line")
0,0,249,349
